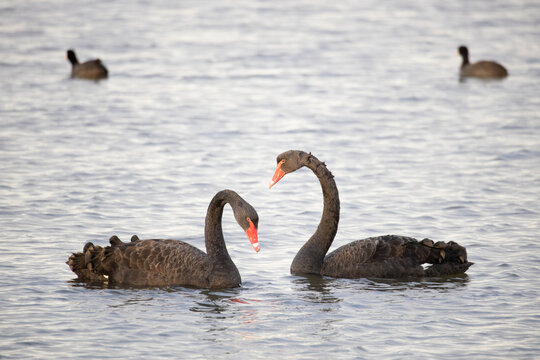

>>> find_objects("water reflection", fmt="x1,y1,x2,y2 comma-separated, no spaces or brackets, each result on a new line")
291,274,341,304
189,288,243,314
290,273,470,295
67,279,109,290
189,288,270,346
67,278,263,317
333,275,470,292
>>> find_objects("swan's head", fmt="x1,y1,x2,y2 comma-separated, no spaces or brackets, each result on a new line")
66,49,78,65
269,150,309,189
232,197,260,252
458,45,468,58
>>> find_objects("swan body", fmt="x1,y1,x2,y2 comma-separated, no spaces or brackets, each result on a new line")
270,150,473,278
322,235,471,278
67,49,108,80
458,46,508,79
67,190,259,288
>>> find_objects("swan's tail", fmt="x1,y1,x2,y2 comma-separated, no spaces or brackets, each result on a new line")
418,239,474,276
424,261,473,277
66,235,130,281
66,242,107,281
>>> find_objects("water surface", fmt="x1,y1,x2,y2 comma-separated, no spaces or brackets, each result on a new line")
1,0,539,358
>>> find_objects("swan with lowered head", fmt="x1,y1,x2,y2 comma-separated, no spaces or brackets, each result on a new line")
67,190,259,288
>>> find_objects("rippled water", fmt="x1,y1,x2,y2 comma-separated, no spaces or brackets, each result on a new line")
1,0,539,358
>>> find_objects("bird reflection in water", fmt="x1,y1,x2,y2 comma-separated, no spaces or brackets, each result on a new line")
189,289,270,343
292,274,341,304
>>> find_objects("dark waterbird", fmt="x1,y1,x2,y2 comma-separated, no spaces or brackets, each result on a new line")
66,49,108,80
269,150,473,278
458,45,508,79
67,190,259,288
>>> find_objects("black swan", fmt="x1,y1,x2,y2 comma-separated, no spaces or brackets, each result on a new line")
269,150,473,278
458,46,508,79
67,190,259,288
66,49,108,80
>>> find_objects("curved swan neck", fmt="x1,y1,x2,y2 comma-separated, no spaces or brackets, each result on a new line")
204,191,235,264
461,53,470,68
291,154,340,275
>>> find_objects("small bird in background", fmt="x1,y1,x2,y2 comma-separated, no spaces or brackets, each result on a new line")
458,45,508,79
66,49,108,80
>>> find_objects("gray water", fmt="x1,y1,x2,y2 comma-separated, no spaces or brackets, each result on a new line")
1,0,540,358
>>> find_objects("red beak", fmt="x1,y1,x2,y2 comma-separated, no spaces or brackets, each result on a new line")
269,160,286,189
245,218,259,252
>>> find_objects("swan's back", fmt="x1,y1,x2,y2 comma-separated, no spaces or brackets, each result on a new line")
68,237,213,287
321,235,423,278
321,235,472,278
105,239,210,286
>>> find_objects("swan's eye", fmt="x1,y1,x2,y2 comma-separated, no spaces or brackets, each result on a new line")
246,217,258,227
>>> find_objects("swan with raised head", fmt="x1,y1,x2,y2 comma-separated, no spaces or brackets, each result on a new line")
269,150,472,278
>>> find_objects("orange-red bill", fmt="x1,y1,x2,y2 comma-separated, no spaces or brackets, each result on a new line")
269,160,286,189
246,218,259,252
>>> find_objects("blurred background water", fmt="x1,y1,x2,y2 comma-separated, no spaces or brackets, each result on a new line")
1,0,539,358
